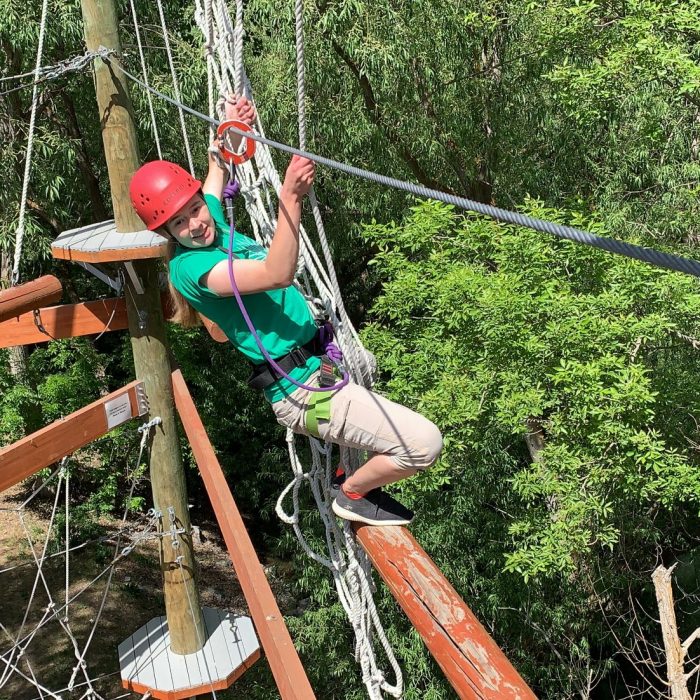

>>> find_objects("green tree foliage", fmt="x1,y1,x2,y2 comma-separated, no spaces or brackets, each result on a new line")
361,199,700,696
3,1,700,697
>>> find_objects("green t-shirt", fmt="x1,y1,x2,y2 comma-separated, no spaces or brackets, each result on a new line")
169,193,320,403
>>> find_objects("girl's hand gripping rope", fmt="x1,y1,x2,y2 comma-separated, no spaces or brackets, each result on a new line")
224,94,256,126
217,94,257,165
281,155,315,201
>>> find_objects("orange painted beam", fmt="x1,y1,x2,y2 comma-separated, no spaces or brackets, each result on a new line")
0,275,62,323
355,525,538,700
0,297,227,348
0,380,147,493
0,297,128,348
171,369,316,700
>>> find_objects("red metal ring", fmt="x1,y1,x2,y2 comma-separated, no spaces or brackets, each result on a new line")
217,120,256,165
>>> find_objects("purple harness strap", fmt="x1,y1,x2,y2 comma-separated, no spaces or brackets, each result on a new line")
223,178,348,393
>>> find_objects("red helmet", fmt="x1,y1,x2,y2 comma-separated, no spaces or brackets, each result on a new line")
129,160,202,231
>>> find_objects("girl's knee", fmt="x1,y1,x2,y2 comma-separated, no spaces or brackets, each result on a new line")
421,420,443,469
405,418,443,472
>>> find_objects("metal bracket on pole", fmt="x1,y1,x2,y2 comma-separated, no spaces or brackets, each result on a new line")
123,261,145,295
135,382,149,416
76,261,123,293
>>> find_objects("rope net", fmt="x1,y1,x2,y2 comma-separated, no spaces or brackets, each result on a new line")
189,0,402,696
0,421,164,700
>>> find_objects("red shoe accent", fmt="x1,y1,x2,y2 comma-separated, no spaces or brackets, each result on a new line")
335,466,346,478
341,484,366,500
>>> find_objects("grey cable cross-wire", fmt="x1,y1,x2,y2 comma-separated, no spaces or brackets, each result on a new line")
106,52,700,279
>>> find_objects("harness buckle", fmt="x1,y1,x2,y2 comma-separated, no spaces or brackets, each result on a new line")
319,355,337,387
288,347,308,368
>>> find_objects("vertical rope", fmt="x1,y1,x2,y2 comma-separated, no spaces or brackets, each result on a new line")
293,0,367,382
128,0,163,158
155,0,195,174
12,0,50,286
64,461,70,621
294,0,307,150
204,0,216,142
233,0,244,95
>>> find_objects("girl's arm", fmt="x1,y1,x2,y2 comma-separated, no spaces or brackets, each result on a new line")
201,143,228,200
202,95,257,200
202,155,315,295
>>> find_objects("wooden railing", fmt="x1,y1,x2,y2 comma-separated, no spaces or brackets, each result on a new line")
356,524,537,700
0,275,62,323
0,380,146,492
171,369,316,700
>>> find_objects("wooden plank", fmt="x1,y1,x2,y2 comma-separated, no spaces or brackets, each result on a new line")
0,295,226,350
51,221,168,263
171,369,316,700
0,380,147,492
355,525,538,700
0,275,62,323
199,314,228,343
0,298,129,348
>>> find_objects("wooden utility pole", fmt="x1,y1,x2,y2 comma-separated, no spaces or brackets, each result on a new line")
80,0,206,654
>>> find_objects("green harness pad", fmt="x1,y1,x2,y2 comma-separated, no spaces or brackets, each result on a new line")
305,389,333,437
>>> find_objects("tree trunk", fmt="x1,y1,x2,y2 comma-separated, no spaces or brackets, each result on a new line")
652,564,693,700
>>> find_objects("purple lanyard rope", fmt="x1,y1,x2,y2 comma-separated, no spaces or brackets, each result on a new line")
222,179,349,393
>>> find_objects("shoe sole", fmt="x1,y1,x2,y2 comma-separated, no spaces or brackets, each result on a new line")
331,499,412,527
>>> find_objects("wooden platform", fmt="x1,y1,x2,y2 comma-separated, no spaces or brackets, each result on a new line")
51,220,168,263
118,607,260,700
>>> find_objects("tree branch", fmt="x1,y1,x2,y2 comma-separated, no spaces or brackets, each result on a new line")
330,39,449,194
682,628,700,656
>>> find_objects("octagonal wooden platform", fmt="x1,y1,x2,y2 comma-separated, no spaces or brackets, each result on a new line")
52,220,168,263
118,607,260,699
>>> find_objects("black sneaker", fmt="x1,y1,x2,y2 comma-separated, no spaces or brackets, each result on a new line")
332,487,414,526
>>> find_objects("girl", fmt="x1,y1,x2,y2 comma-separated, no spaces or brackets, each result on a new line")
129,96,442,526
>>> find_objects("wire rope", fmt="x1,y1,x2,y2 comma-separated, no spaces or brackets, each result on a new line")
111,56,700,280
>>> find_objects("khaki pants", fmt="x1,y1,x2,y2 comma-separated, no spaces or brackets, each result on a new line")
271,373,443,471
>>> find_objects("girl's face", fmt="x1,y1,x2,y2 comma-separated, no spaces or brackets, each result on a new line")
165,193,215,249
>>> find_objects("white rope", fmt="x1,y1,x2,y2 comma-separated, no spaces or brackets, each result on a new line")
154,0,195,174
292,2,400,695
0,420,161,698
66,417,161,692
128,0,163,159
12,0,50,286
65,460,70,622
191,1,398,696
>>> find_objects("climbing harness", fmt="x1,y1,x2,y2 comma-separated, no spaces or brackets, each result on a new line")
221,179,351,393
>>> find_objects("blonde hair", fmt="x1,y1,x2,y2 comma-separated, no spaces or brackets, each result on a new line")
162,238,202,328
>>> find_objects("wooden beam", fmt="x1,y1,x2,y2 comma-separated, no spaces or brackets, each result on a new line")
171,369,316,700
199,314,228,343
355,525,538,700
0,275,62,323
0,298,129,348
0,380,147,493
0,297,227,349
